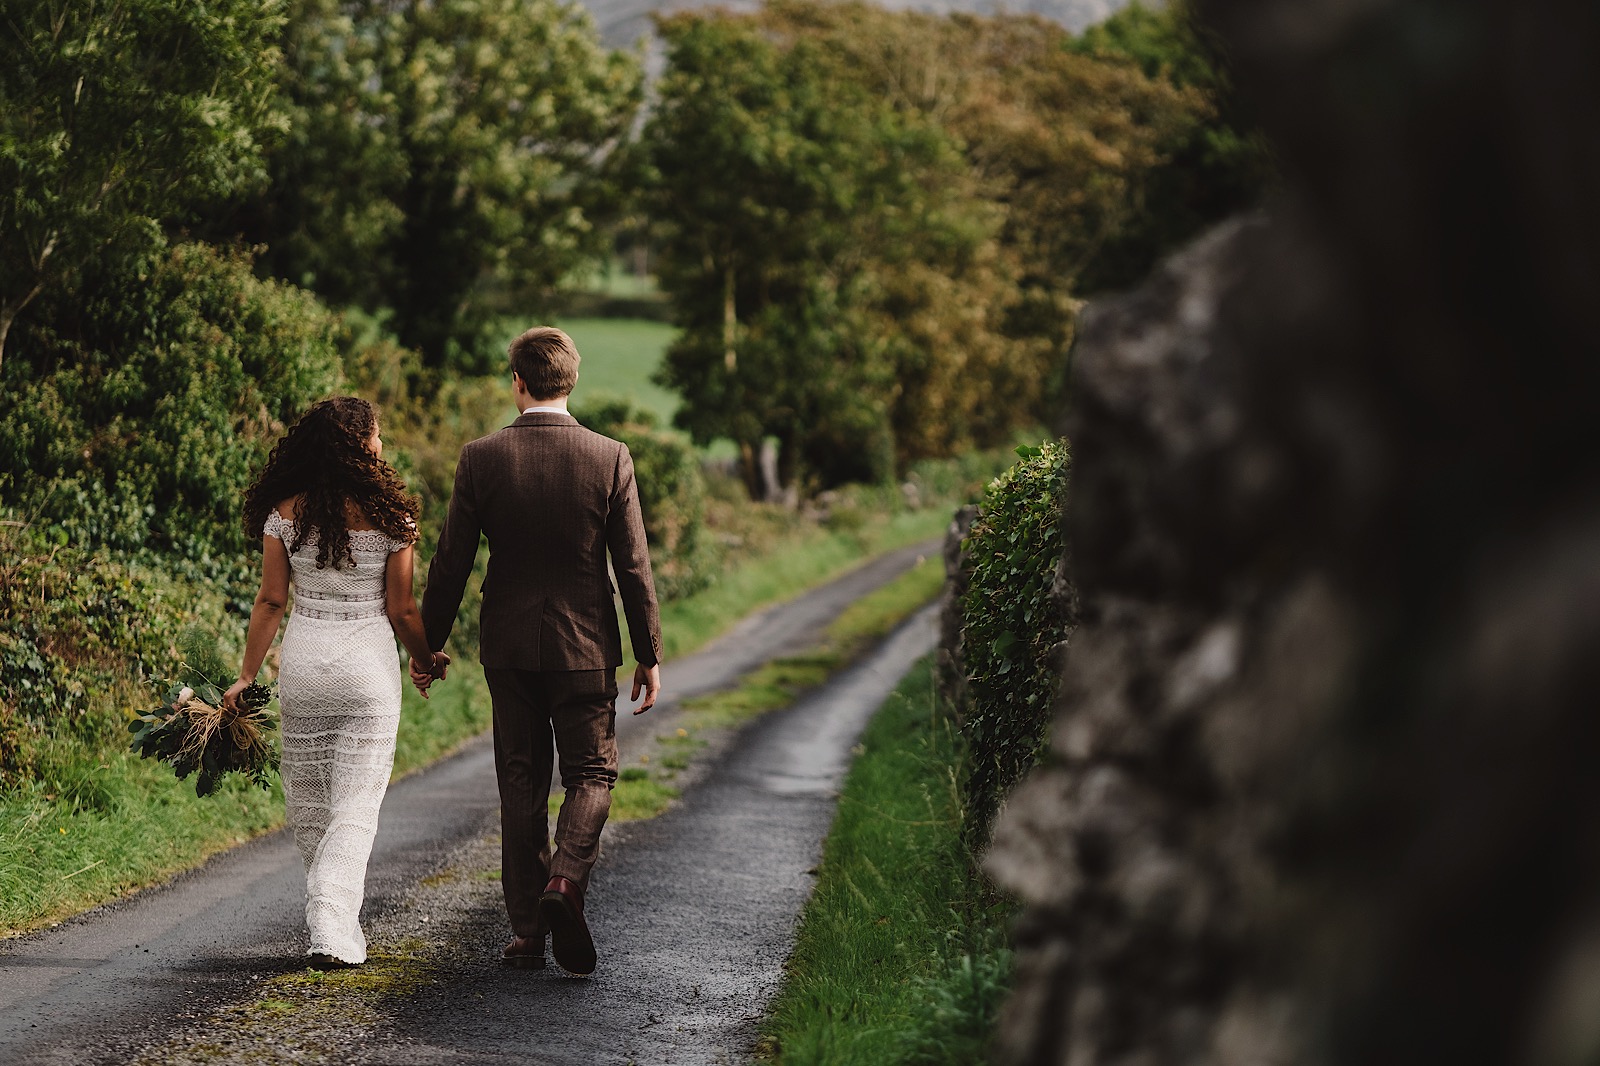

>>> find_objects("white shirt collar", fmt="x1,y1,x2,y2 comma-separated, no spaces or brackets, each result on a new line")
522,405,568,416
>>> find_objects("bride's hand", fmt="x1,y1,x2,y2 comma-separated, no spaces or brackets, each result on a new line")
223,678,251,714
408,660,432,696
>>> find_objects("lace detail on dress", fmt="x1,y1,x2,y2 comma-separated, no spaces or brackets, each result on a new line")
263,509,292,542
263,509,406,555
267,505,401,964
389,517,415,554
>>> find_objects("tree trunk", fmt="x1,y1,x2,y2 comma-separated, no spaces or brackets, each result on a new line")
774,434,800,509
0,305,13,375
738,439,763,500
722,263,737,371
0,275,47,375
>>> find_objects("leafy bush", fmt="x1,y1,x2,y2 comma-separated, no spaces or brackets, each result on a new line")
575,397,718,600
0,522,232,795
958,440,1073,844
0,243,345,564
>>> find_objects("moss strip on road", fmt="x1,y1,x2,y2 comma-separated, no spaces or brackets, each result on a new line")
575,551,946,823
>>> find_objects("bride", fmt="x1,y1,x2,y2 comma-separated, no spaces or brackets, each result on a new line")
223,396,447,967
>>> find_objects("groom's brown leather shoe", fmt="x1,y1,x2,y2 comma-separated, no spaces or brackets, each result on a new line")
501,934,547,970
538,876,596,976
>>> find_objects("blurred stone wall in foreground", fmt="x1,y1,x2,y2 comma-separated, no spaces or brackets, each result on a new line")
982,1,1600,1063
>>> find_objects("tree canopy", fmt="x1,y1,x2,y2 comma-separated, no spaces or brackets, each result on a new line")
0,0,286,369
642,1,1261,496
238,0,643,371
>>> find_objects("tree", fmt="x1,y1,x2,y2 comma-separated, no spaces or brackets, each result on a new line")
240,0,643,370
1065,0,1276,291
643,11,1021,496
643,15,884,495
0,0,285,371
755,2,1213,338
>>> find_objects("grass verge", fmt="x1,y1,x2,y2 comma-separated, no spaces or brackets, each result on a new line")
603,552,947,822
757,657,1014,1065
649,505,949,668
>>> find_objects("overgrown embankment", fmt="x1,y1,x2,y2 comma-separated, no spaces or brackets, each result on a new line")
763,439,1075,1063
760,658,1014,1066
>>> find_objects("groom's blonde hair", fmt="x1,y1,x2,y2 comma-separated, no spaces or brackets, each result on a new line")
509,326,581,399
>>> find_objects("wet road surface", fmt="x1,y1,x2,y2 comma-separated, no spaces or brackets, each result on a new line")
340,606,936,1065
0,541,937,1065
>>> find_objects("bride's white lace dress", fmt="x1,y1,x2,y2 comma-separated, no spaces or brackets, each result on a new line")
265,509,404,964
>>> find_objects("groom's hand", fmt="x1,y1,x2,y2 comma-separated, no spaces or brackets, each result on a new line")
409,652,448,698
630,663,661,715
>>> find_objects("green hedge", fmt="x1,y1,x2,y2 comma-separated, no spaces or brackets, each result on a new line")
0,521,231,792
0,242,345,565
958,440,1072,845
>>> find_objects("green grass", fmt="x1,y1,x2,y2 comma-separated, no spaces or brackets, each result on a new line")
0,668,494,934
759,658,1014,1065
0,764,283,932
677,553,942,732
641,507,949,670
828,551,945,647
550,317,680,424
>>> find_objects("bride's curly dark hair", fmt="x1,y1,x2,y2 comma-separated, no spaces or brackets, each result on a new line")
243,396,419,569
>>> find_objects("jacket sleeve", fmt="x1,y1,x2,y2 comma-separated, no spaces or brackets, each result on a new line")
606,443,663,666
421,444,483,653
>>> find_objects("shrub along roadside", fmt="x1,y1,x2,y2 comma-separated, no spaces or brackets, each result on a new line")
0,242,346,564
759,657,1013,1066
956,440,1073,846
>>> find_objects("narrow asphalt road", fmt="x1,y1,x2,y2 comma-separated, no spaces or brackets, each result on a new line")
0,539,940,1065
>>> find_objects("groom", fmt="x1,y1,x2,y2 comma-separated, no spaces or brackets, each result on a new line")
415,325,663,976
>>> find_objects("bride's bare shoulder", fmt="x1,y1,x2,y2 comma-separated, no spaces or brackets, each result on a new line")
344,498,379,533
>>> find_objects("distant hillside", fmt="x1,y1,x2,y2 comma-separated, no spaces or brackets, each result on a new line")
587,0,1136,49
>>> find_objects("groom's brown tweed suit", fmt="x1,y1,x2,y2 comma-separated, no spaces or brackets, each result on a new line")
421,410,662,937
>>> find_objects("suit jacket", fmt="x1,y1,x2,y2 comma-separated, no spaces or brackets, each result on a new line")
421,410,663,671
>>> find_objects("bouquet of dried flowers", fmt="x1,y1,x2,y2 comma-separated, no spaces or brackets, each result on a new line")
128,628,278,797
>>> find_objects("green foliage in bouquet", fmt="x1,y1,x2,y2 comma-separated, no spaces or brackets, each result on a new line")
127,629,278,798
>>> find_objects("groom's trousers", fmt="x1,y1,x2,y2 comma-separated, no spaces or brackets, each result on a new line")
483,666,620,938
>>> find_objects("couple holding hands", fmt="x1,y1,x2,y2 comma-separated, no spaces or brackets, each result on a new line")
224,326,662,976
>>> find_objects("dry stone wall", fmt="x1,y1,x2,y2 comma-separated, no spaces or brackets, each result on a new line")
978,0,1600,1063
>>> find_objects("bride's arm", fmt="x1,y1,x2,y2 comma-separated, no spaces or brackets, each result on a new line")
385,545,444,689
223,536,291,713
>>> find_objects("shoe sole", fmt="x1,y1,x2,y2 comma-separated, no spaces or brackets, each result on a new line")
307,953,359,970
538,891,597,976
501,954,547,970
